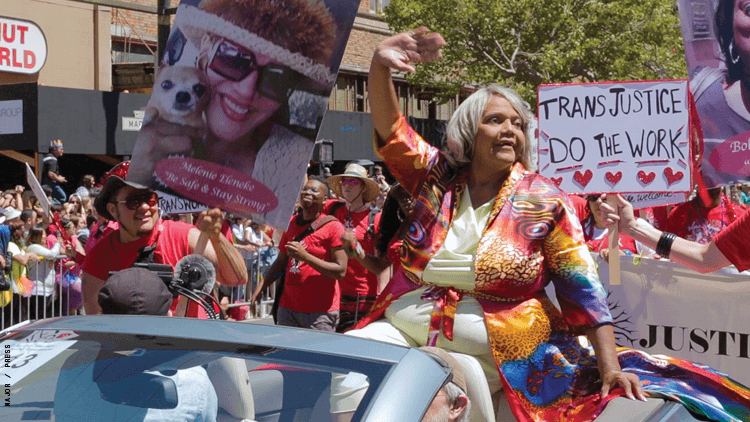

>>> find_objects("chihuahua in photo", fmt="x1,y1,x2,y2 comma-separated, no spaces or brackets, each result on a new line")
128,65,210,187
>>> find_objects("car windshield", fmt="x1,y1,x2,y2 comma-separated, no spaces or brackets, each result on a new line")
1,328,388,422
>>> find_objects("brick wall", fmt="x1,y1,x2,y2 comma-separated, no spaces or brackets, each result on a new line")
111,0,159,43
341,28,385,72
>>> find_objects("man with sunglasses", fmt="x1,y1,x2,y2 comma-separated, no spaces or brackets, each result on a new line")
82,174,247,316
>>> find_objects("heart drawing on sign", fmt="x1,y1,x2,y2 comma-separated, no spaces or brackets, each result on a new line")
605,171,622,186
550,177,563,187
664,167,684,186
637,170,656,185
573,170,593,188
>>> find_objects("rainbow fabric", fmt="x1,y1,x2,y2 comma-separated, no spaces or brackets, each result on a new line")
354,115,750,422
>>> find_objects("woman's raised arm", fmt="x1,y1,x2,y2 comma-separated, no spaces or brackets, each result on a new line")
368,27,446,145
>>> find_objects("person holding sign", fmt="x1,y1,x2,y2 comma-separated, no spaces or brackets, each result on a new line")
601,193,750,274
581,194,642,260
329,27,750,422
129,0,339,229
81,164,247,317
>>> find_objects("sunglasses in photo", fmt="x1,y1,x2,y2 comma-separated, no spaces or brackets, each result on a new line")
113,192,159,211
209,40,302,103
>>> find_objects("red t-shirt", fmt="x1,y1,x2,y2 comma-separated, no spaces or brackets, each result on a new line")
221,220,234,243
714,209,750,272
665,196,745,244
278,215,345,313
569,194,588,222
635,206,670,231
326,203,381,297
82,220,210,318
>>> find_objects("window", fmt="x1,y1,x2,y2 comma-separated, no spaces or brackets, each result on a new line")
370,0,390,13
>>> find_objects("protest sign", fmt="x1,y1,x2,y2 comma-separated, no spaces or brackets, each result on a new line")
538,81,692,195
127,0,359,229
25,162,50,216
622,191,688,210
678,0,750,187
158,189,206,216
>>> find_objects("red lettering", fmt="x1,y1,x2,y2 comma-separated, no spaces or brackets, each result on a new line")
11,49,21,68
0,47,9,66
17,25,28,44
2,24,14,43
24,50,34,68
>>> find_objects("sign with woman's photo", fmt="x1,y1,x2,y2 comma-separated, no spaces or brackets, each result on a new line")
537,81,692,195
127,0,359,229
679,0,750,187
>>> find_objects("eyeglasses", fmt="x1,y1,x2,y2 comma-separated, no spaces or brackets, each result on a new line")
340,178,363,187
113,192,158,211
209,40,302,103
300,186,321,194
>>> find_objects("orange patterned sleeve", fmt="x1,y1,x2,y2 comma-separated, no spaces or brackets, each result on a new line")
374,114,440,197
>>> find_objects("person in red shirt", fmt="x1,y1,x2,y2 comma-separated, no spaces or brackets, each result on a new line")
664,187,745,244
341,183,415,280
326,164,382,332
251,177,347,331
580,194,640,260
601,193,750,273
82,167,247,317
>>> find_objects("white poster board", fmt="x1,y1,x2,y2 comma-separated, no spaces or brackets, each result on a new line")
25,162,50,216
538,81,692,195
621,191,688,210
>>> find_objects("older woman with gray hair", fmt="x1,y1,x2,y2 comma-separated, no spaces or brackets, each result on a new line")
331,27,750,422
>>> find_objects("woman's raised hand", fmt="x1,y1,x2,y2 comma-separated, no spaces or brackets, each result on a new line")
373,27,447,73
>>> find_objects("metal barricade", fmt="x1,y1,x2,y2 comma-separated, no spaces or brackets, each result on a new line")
1,255,82,331
223,246,278,320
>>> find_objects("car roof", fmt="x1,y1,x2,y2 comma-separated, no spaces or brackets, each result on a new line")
2,315,411,363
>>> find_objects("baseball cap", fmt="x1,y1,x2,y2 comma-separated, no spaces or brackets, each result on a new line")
98,268,173,315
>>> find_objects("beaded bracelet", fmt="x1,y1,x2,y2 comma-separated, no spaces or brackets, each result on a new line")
655,231,677,259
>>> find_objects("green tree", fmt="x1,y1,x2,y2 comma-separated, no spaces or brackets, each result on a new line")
383,0,687,105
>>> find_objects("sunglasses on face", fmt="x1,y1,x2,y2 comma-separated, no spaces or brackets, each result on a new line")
209,40,302,103
340,178,363,187
113,192,158,211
